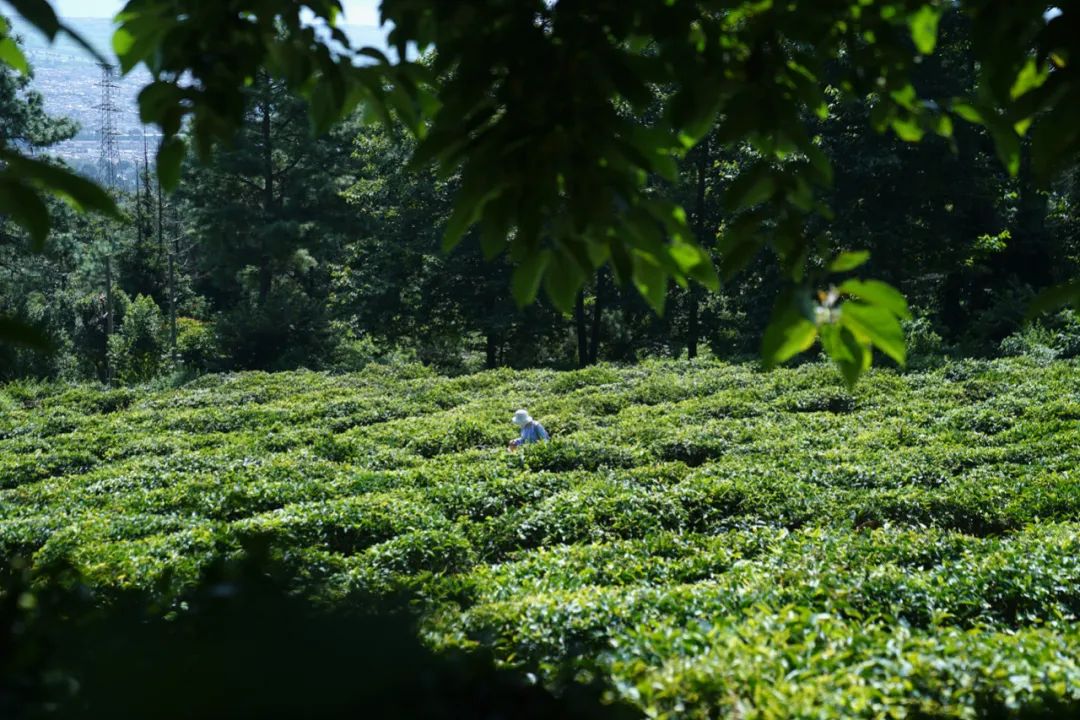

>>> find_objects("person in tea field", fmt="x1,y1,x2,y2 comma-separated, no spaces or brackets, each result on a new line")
508,409,549,451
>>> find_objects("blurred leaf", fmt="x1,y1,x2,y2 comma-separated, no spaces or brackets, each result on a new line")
725,164,776,214
762,289,817,368
908,6,941,54
829,251,870,273
545,249,587,313
511,249,551,307
0,33,29,75
891,115,925,143
820,323,870,387
156,136,188,191
6,0,60,39
632,254,669,315
804,145,834,187
1010,57,1048,100
1030,101,1080,186
0,179,49,250
840,302,906,365
951,100,983,124
837,279,911,320
983,113,1022,177
4,153,119,217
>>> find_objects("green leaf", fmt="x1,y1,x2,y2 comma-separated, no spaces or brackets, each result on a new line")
309,76,342,135
725,164,776,214
113,13,167,73
840,302,906,365
4,154,118,217
761,290,817,368
890,115,925,143
544,249,587,313
112,26,136,59
442,164,505,252
950,100,984,125
1030,101,1080,185
7,0,60,39
0,35,29,75
668,240,711,276
156,136,188,191
829,251,870,273
632,253,669,315
717,211,766,279
479,195,514,260
804,145,834,187
838,279,911,320
820,323,870,387
685,249,720,291
981,113,1022,177
511,249,550,307
908,6,941,55
138,82,184,126
1010,57,1048,100
820,321,872,388
0,179,50,250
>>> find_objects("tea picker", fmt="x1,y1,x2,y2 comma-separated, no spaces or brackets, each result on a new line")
508,409,549,452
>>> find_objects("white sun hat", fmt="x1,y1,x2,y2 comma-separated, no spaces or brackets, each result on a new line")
512,409,532,427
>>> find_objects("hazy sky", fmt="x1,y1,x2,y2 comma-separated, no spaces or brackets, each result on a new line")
51,0,381,24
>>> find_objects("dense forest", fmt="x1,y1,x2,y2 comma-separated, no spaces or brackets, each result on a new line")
2,11,1078,384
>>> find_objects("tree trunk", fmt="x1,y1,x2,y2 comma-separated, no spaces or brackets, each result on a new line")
143,132,158,255
485,331,498,369
687,286,699,360
589,270,604,364
134,161,144,248
575,290,589,368
1012,143,1053,287
688,137,710,360
259,81,275,306
158,176,178,357
104,250,113,384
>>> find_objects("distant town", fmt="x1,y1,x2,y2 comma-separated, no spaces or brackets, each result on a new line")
12,15,388,190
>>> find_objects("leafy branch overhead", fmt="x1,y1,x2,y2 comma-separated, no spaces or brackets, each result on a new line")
2,0,1079,382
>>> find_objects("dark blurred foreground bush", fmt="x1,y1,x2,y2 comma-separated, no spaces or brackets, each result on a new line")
0,545,638,720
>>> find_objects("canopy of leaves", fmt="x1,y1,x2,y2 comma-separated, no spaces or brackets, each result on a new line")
2,0,1079,381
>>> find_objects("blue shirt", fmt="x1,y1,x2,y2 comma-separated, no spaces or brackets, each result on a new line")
511,420,549,447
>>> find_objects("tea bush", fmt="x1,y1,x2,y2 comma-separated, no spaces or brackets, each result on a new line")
2,358,1079,718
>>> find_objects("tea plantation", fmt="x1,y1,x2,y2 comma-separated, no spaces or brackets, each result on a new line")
2,358,1079,718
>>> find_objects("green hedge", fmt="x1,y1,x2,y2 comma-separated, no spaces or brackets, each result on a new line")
2,357,1079,718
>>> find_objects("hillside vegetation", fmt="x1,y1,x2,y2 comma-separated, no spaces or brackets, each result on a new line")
2,359,1079,718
